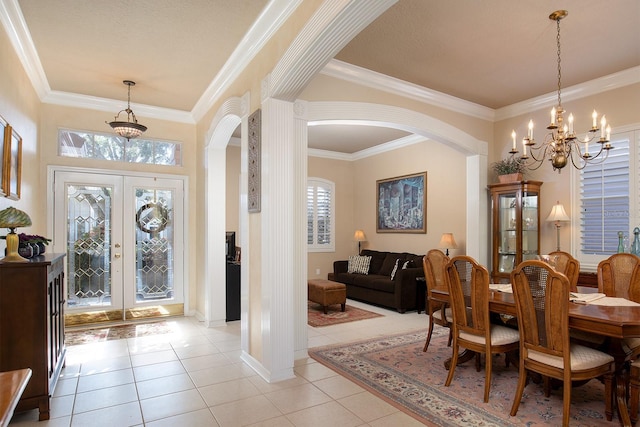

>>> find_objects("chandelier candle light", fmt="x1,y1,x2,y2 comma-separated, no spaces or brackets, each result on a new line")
107,80,147,140
509,10,612,172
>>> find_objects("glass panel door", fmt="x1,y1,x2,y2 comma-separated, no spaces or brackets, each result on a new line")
53,170,185,325
497,192,517,273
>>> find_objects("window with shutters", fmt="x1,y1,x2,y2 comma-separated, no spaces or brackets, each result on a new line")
307,178,335,252
577,128,639,267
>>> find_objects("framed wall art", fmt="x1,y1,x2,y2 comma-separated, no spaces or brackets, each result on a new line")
3,125,22,200
0,116,6,198
376,171,427,233
248,108,261,213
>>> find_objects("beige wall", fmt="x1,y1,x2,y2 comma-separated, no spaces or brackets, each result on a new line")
226,145,241,237
0,24,42,236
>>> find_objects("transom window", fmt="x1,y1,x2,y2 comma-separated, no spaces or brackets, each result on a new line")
307,178,335,252
58,129,182,166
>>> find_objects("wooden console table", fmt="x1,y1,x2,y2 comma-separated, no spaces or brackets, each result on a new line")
0,368,32,427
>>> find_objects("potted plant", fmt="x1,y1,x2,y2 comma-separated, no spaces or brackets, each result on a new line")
492,156,526,183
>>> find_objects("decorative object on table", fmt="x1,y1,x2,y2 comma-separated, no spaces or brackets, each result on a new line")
618,231,626,254
307,301,382,327
17,233,51,258
546,201,570,251
3,124,22,200
438,232,457,256
632,227,640,256
309,329,614,426
0,206,32,262
248,108,261,213
353,229,366,254
491,155,526,183
508,10,612,173
376,171,426,233
107,80,147,140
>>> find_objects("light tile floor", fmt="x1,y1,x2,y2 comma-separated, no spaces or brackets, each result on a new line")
9,300,429,427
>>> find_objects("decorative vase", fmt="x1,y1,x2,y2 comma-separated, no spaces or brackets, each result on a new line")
18,243,33,258
498,173,523,183
37,242,46,255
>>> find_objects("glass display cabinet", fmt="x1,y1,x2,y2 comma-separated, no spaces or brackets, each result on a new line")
488,180,543,282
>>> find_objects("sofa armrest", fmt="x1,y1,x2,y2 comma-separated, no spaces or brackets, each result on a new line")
393,267,424,311
333,260,349,274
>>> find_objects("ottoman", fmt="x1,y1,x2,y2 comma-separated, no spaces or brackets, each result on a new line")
308,279,346,314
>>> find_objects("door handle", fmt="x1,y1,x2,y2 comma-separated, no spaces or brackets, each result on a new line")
115,243,121,248
114,253,121,259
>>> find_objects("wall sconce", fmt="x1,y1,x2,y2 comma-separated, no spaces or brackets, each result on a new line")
439,233,457,256
0,206,32,262
546,201,570,251
354,229,367,254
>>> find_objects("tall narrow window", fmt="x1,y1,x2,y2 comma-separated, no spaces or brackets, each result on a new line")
579,132,632,259
307,178,335,252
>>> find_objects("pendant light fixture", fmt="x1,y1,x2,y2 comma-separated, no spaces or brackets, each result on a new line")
509,10,612,172
107,80,147,140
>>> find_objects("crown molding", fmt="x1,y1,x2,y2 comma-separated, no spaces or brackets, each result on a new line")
321,59,496,122
495,66,640,121
308,133,427,161
191,0,302,121
42,91,195,124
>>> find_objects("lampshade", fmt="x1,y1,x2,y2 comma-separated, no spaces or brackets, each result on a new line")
546,201,570,223
0,207,32,262
439,233,458,249
0,206,32,228
354,230,367,242
107,80,147,140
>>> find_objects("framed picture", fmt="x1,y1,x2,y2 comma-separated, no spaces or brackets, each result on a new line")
3,125,22,200
0,117,6,198
376,171,427,233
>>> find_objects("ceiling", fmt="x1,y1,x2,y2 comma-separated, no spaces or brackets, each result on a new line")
6,0,640,154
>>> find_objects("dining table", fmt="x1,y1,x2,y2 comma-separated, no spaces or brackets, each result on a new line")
430,286,640,427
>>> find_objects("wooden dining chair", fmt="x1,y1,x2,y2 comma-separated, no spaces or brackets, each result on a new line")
548,251,579,292
422,249,452,352
510,260,614,426
597,253,640,301
444,255,520,402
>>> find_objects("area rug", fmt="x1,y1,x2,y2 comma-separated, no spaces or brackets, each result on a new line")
65,321,178,346
309,327,614,426
307,301,383,327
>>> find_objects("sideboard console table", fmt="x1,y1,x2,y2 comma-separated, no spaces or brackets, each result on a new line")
0,253,66,421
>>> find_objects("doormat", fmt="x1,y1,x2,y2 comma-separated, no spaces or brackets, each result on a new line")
309,328,614,426
307,301,383,327
65,321,178,346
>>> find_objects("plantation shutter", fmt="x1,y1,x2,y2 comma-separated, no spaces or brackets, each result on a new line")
307,178,335,252
580,137,630,255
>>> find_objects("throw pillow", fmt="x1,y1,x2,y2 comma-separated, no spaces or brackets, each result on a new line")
347,255,372,274
379,253,400,276
390,259,400,280
402,260,410,269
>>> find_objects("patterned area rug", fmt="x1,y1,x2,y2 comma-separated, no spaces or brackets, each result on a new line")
307,301,383,327
309,327,614,426
65,321,178,346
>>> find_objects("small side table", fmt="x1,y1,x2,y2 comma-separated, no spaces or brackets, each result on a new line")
416,277,426,314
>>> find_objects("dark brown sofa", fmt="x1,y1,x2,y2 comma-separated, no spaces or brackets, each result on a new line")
332,249,424,313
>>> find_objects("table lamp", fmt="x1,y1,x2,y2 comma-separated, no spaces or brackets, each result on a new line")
354,229,367,254
439,233,457,256
546,201,570,251
0,206,32,262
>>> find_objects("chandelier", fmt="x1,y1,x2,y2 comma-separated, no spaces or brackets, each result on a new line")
107,80,147,140
509,10,612,173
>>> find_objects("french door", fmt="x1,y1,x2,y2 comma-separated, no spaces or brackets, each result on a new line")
53,170,185,324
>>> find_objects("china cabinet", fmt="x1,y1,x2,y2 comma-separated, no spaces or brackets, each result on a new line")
488,181,542,282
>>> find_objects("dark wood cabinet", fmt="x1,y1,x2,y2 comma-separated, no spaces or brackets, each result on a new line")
0,253,65,421
488,181,543,282
226,262,240,321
